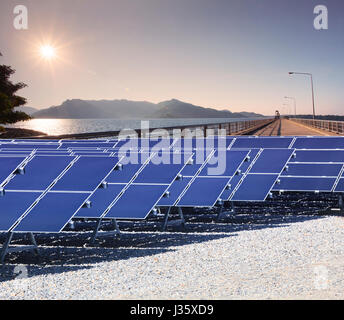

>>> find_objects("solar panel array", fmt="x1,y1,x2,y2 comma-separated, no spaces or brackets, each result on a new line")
1,136,344,234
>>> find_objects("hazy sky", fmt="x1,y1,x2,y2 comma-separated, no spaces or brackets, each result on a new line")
1,0,344,115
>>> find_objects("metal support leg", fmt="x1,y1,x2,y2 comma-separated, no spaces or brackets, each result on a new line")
90,218,121,245
1,232,39,264
28,233,39,256
90,219,102,245
161,207,172,231
338,195,344,210
216,202,235,222
177,207,186,230
161,207,186,231
0,232,13,264
112,219,121,239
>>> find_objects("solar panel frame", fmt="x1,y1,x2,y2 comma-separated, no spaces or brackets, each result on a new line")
77,151,193,219
281,163,343,177
175,150,249,207
5,155,123,233
0,156,29,187
4,155,77,191
292,137,344,149
273,177,337,192
229,148,295,202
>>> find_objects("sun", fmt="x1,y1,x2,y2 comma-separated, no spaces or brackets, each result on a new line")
40,45,56,60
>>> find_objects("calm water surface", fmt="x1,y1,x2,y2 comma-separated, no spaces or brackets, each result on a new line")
6,118,265,136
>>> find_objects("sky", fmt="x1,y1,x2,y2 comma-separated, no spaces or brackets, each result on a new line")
0,0,344,116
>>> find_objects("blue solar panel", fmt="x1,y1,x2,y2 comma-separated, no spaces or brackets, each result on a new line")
75,184,126,218
158,177,192,207
34,151,72,156
334,179,344,192
0,144,59,149
180,149,213,176
5,156,75,191
104,184,168,219
140,138,174,150
292,137,344,149
198,150,249,177
13,192,90,233
0,151,32,156
0,192,41,231
231,137,293,149
274,177,336,192
281,163,343,177
60,142,117,149
51,157,120,192
0,157,26,185
250,149,294,174
230,149,260,172
112,139,139,150
177,177,230,207
61,139,111,143
173,137,233,150
133,152,192,184
290,150,344,163
231,174,278,201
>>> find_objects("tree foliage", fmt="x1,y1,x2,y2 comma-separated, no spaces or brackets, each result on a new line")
0,52,31,124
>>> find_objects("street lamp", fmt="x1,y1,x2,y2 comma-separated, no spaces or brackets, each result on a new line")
288,72,315,120
284,96,297,117
282,103,290,117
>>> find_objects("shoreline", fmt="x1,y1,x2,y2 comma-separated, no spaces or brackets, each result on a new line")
0,127,47,139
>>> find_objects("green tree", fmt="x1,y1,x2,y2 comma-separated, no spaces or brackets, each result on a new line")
0,52,31,124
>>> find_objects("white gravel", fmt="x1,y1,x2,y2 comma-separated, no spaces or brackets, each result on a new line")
0,214,343,299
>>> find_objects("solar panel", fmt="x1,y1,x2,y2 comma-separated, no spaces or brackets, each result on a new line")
334,179,344,192
133,152,193,184
104,184,168,219
281,163,343,177
60,142,117,149
5,156,75,191
0,144,60,149
231,137,293,149
158,177,192,207
231,174,279,201
0,157,27,185
75,184,126,218
273,177,336,192
177,177,230,207
13,192,91,233
173,137,233,150
0,192,41,231
198,150,249,177
290,150,344,163
51,156,120,192
179,149,213,176
292,137,344,149
249,149,294,174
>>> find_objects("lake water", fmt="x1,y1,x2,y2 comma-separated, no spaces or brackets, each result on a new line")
5,118,265,136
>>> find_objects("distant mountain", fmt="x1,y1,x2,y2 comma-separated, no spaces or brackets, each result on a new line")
32,98,263,119
14,106,38,115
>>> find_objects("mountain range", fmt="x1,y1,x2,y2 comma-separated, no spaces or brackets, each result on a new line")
19,99,264,119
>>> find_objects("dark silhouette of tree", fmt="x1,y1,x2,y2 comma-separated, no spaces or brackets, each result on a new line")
0,52,31,124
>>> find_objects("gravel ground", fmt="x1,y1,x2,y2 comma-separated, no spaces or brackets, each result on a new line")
0,214,343,299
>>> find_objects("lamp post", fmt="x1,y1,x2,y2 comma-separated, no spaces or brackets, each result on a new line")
284,96,297,117
288,72,315,120
282,103,290,117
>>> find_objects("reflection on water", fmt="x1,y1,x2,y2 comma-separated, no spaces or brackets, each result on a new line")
5,118,264,136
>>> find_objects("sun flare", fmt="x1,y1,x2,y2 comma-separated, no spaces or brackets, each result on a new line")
40,45,56,60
